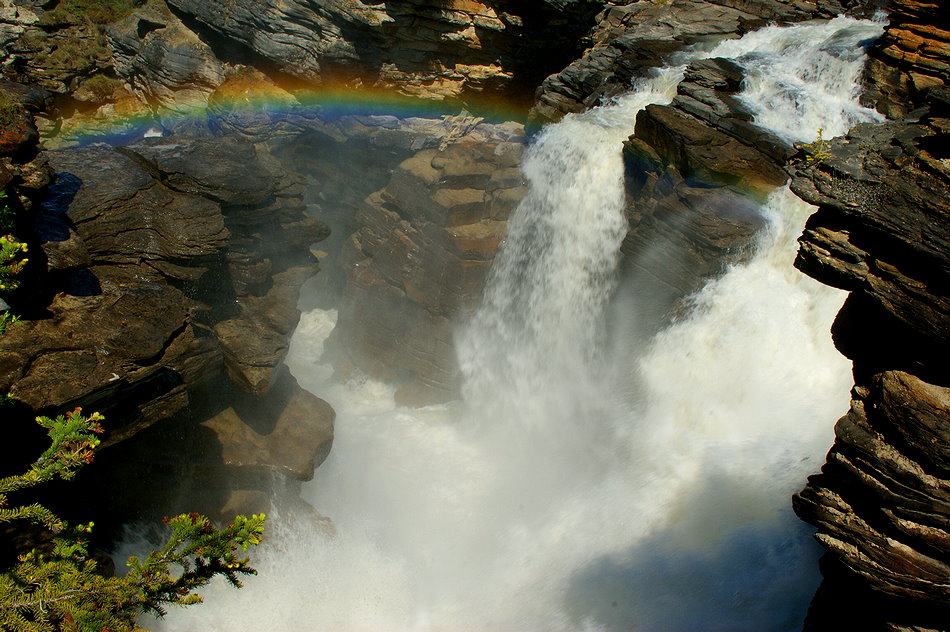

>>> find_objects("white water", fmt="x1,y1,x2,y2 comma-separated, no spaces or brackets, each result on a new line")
149,17,884,632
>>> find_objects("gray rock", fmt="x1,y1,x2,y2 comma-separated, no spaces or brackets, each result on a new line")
164,0,598,100
106,1,228,111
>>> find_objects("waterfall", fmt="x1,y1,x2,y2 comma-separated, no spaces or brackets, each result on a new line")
149,16,885,632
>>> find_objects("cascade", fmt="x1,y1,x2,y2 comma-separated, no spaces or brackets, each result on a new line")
149,16,885,632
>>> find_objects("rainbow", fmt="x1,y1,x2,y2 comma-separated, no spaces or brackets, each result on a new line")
49,76,536,148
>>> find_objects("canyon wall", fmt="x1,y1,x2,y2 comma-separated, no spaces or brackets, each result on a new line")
785,2,950,629
0,4,947,624
0,100,335,526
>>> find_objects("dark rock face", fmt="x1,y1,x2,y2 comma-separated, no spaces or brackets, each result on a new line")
160,0,598,102
619,57,786,321
1,133,332,470
790,88,950,631
532,0,861,122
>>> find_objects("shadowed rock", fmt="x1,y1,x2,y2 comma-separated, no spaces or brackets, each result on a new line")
790,86,950,632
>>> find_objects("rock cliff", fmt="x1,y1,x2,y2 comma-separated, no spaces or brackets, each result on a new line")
121,0,599,104
619,56,787,324
861,0,949,118
789,89,949,631
317,114,527,404
0,119,335,525
785,3,950,625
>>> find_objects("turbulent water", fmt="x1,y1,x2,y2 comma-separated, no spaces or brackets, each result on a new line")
150,16,885,632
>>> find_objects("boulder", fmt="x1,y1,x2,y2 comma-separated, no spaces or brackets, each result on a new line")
199,369,335,481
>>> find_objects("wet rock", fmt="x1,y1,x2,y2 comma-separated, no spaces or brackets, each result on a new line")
618,56,784,323
532,0,851,122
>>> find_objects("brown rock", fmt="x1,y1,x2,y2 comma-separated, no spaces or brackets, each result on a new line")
328,119,526,403
200,373,334,481
791,86,950,632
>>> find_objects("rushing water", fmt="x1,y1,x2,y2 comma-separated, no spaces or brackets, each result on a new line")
150,16,884,632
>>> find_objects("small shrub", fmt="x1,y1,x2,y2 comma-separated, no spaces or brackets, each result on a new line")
0,312,20,336
0,236,28,293
42,0,139,25
0,408,266,631
803,128,831,165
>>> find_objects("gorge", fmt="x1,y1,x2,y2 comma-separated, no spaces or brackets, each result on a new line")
0,1,947,631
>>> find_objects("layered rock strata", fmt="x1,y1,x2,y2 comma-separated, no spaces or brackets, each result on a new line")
619,56,788,322
0,128,334,523
326,115,527,404
790,87,949,631
861,0,950,118
107,1,228,111
140,0,599,103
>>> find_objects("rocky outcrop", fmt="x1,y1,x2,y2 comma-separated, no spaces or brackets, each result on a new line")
106,1,228,112
619,56,787,320
154,0,599,103
0,3,113,95
861,0,950,118
789,87,949,631
326,114,527,404
0,131,331,471
533,0,865,122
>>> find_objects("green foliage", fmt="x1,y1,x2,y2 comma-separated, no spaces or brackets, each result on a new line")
0,235,28,293
42,0,139,25
0,312,20,336
0,190,16,234
0,93,23,131
804,127,831,165
79,74,123,102
0,409,266,631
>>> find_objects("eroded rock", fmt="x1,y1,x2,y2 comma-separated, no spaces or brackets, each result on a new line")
790,84,950,632
862,0,950,118
618,56,784,322
327,116,527,404
161,0,598,102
